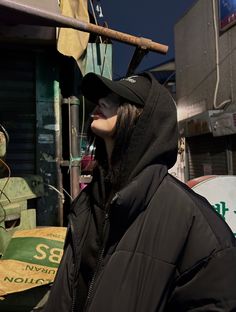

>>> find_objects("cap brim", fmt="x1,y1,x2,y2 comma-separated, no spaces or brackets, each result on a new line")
81,73,144,106
81,73,115,104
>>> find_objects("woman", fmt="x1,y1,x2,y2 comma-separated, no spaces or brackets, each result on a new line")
43,72,236,311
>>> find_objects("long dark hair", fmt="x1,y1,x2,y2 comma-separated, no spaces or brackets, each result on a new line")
87,101,142,189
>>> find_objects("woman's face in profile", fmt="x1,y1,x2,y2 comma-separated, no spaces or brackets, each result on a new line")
90,92,120,140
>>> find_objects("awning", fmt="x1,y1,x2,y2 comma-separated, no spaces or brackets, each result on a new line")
0,0,168,54
0,0,61,26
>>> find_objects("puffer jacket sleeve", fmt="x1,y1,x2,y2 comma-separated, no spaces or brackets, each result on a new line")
42,237,74,312
166,247,236,311
42,189,92,312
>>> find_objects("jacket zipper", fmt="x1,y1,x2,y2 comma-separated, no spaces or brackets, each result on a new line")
70,220,78,312
85,244,105,308
84,194,118,311
71,214,90,312
84,211,109,311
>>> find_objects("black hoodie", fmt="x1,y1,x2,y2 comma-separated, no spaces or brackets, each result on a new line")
118,72,178,185
43,73,236,312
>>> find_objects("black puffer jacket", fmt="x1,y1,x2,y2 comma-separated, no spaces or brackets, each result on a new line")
43,73,236,311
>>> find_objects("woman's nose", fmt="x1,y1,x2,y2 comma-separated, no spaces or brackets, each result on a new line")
98,101,108,110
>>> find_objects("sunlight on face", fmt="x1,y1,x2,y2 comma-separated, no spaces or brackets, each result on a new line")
91,92,120,140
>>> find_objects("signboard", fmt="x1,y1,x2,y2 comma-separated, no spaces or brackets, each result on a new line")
219,0,236,31
187,175,236,236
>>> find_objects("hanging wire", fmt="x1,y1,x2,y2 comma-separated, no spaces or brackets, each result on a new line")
89,0,102,43
80,96,86,138
79,96,86,165
46,183,73,201
100,43,112,78
163,71,176,87
212,0,231,109
89,0,112,78
79,0,112,173
0,159,11,203
68,97,72,174
0,158,11,230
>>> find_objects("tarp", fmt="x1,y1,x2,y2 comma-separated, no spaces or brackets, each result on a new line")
57,0,90,73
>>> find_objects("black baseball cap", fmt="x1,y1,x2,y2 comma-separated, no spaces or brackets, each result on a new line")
81,72,151,106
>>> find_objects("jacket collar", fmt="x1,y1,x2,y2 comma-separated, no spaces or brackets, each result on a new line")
110,164,168,223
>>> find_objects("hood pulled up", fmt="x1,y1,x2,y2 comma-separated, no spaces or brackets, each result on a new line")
118,72,178,188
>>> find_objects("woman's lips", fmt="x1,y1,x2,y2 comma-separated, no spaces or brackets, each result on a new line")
91,110,106,119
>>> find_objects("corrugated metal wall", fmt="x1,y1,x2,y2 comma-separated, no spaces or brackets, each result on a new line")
0,47,36,175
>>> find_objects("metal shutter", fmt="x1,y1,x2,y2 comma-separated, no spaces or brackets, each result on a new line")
231,134,236,174
186,134,228,180
0,47,36,175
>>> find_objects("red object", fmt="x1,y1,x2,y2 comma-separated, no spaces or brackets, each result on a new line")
81,155,95,172
186,175,216,188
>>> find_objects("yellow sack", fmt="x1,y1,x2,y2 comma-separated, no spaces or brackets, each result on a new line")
0,227,66,297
